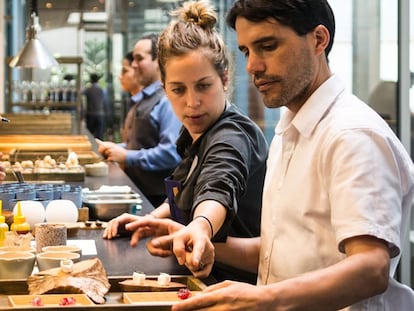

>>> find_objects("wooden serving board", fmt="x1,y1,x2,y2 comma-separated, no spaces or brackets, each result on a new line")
119,279,187,292
0,276,206,310
0,113,73,135
123,291,199,305
5,169,85,182
7,150,100,165
8,294,95,307
0,135,92,154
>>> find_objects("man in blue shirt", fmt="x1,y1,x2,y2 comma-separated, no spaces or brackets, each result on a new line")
98,34,182,207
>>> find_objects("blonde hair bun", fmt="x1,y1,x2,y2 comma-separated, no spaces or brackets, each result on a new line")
174,0,217,30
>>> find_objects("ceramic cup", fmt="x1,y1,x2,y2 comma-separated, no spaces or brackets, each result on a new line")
41,245,81,255
0,251,36,279
36,251,80,271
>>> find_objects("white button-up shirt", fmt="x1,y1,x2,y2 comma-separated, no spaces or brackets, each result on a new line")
259,74,414,310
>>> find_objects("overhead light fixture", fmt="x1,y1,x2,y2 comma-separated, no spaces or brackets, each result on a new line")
9,0,58,69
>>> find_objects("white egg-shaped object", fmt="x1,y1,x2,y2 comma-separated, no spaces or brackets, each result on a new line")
13,200,45,228
45,200,78,223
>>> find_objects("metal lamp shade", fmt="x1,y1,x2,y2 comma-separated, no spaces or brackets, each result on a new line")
9,38,58,69
9,13,58,69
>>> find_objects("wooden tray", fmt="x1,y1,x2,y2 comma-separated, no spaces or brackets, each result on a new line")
9,149,69,164
0,135,92,154
8,150,101,165
4,168,85,182
123,291,199,306
119,279,188,292
8,294,94,307
0,276,206,310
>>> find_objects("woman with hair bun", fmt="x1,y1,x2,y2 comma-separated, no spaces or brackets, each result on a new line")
104,0,268,284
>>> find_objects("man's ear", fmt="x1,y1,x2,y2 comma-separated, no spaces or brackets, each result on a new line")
313,24,330,56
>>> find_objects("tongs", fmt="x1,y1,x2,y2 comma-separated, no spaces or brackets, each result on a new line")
12,169,25,183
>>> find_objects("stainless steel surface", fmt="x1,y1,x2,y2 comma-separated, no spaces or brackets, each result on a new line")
82,191,143,221
83,202,134,221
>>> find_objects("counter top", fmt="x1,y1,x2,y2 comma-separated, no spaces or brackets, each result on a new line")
69,161,190,277
72,228,189,276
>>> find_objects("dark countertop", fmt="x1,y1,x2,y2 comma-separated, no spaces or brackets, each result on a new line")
73,228,189,276
71,161,190,277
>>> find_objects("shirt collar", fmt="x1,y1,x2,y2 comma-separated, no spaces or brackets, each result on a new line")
276,74,346,138
131,80,162,103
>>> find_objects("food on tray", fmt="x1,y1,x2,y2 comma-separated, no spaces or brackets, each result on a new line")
157,272,171,286
21,160,34,168
177,288,191,300
27,258,110,304
65,152,79,167
132,271,146,285
58,296,77,306
119,274,187,292
30,296,44,306
5,152,81,174
8,294,94,307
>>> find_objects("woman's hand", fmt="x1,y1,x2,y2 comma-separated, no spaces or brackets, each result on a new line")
103,213,141,239
126,217,185,256
146,219,215,278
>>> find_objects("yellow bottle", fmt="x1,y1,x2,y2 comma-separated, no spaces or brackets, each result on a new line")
10,201,30,234
0,201,9,246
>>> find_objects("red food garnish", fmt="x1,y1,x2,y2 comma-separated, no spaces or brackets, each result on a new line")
177,288,191,300
59,297,77,306
31,296,44,306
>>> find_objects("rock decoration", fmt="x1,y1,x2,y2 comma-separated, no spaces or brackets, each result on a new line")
27,258,110,304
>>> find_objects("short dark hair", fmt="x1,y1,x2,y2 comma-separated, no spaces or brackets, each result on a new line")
90,73,99,83
226,0,335,58
124,51,134,65
140,33,159,60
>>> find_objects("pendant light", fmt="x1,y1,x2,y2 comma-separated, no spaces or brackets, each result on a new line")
9,0,58,69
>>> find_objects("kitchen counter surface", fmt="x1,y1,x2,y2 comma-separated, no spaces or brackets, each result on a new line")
69,161,190,276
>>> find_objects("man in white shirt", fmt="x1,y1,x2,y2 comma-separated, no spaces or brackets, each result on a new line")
153,1,414,310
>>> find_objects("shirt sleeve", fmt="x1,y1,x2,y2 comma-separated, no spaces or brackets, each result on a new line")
325,128,410,258
125,96,182,171
192,122,253,240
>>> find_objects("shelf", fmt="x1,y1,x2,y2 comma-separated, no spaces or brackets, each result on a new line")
7,56,83,134
11,101,78,108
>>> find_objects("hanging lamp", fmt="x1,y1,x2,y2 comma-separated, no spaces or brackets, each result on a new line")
9,0,58,69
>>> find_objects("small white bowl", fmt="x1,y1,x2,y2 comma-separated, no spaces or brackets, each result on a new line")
36,251,80,271
0,251,36,279
0,246,36,254
84,162,108,176
41,245,81,255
